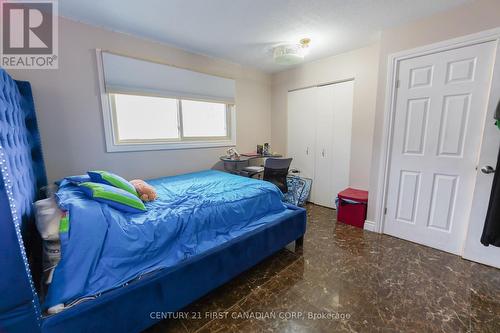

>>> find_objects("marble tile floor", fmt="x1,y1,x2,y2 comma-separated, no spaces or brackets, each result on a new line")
145,204,500,333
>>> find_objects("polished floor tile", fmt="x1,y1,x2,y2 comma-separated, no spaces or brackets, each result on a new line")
145,204,500,333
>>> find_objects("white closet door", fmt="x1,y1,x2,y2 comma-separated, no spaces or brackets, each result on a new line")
287,88,316,179
312,85,335,206
330,81,353,204
312,81,353,208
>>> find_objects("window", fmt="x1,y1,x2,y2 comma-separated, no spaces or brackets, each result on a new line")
112,94,179,141
97,50,236,152
181,100,227,138
109,92,233,149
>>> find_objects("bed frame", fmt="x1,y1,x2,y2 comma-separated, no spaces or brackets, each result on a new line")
0,69,307,333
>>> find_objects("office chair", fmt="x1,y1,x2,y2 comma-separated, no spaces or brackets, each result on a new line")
243,158,293,193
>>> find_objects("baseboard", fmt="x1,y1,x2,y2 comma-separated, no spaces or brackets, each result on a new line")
364,220,376,232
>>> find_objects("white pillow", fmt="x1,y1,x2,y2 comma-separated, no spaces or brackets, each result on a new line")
34,197,63,241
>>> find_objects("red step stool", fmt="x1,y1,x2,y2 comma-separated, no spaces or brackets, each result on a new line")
337,188,368,228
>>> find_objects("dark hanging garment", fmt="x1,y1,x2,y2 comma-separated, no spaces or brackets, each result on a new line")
496,100,500,130
496,100,500,121
481,145,500,247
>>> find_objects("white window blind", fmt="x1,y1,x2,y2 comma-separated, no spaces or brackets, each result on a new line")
101,51,235,103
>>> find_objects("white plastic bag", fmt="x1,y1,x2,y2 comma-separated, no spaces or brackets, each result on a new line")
34,197,62,241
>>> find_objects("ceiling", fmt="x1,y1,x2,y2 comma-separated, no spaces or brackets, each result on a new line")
59,0,472,73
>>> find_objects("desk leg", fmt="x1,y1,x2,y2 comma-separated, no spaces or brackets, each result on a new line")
224,161,239,174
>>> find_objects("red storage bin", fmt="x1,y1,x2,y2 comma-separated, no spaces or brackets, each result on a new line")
337,188,368,228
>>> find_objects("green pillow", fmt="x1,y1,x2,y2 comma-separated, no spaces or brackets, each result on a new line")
79,182,146,213
88,170,138,197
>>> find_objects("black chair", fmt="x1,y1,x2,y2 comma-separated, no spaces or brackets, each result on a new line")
243,158,292,193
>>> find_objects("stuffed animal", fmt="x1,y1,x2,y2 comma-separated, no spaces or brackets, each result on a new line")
130,179,158,202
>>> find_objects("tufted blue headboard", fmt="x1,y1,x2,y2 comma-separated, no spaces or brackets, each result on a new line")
0,68,47,332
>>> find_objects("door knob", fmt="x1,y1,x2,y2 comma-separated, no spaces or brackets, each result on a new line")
481,165,496,174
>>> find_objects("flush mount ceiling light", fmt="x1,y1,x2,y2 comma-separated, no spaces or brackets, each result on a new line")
273,38,311,65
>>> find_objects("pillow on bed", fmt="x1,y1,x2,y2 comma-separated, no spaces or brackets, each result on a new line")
65,174,91,184
78,182,146,213
87,170,138,196
54,174,91,186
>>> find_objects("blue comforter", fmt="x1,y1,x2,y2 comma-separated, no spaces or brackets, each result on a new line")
44,170,287,308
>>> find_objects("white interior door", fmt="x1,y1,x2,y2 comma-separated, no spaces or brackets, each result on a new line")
462,46,500,268
384,41,496,255
287,88,316,179
312,81,353,208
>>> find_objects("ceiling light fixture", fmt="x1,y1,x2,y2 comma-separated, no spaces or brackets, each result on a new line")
273,38,311,65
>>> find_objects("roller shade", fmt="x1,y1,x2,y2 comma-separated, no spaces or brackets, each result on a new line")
101,52,236,103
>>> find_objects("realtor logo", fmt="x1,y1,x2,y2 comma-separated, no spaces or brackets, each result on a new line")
1,0,58,69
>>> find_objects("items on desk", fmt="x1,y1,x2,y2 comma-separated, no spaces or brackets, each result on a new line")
226,147,240,159
254,143,275,156
263,143,270,155
241,153,261,157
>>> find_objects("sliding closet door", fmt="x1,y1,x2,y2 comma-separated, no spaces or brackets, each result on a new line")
287,88,316,179
312,81,354,208
330,80,353,204
288,81,353,208
312,85,335,207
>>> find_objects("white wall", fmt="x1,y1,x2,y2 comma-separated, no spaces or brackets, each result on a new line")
271,44,380,190
368,0,500,224
7,17,272,182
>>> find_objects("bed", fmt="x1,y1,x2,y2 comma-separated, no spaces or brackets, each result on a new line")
0,68,307,333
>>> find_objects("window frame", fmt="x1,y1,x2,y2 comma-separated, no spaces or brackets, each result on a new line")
96,49,236,153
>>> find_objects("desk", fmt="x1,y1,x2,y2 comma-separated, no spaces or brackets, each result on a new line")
220,154,282,174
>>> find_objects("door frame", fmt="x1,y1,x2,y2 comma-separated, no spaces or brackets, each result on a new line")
375,27,500,251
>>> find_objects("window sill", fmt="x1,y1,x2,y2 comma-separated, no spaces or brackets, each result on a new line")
105,139,236,153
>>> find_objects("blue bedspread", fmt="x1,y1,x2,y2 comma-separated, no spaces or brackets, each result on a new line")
44,170,288,309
